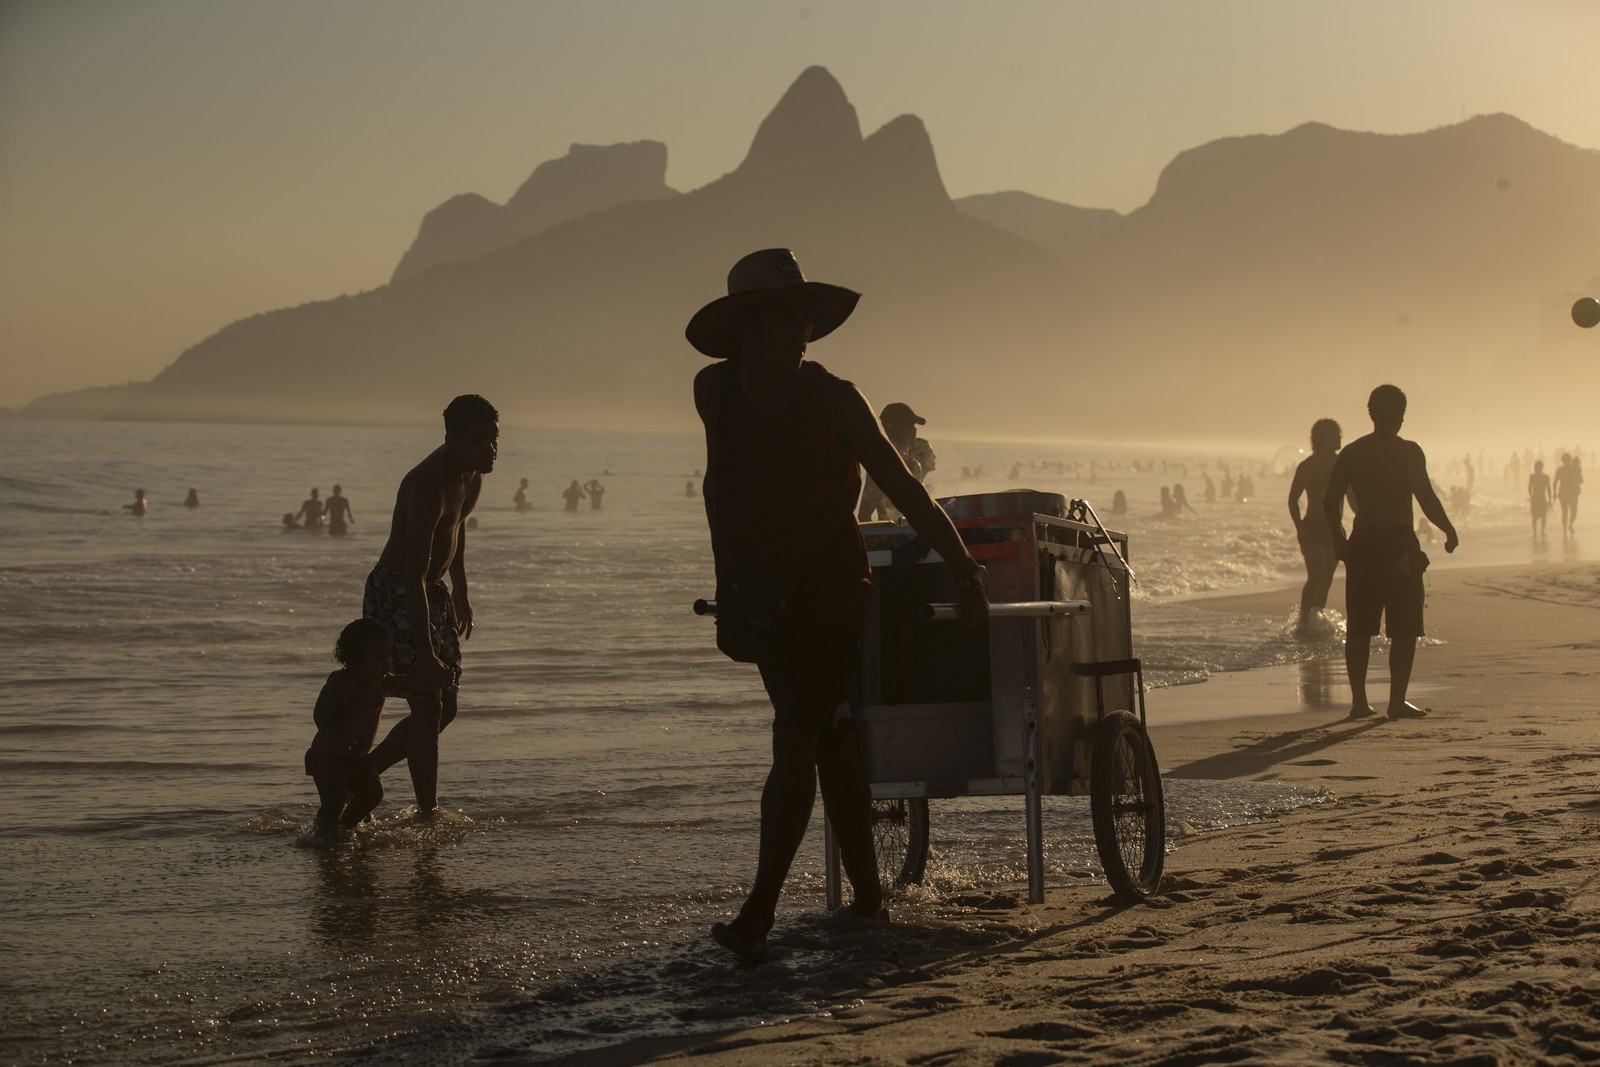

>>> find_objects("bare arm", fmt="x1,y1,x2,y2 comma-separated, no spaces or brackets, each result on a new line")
1322,454,1351,558
400,476,454,685
451,475,482,639
1408,446,1459,553
1287,464,1309,529
839,388,988,625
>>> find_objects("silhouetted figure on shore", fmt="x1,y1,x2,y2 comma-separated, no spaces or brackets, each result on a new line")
296,488,325,532
1554,453,1583,536
1528,460,1552,539
688,248,988,967
1288,418,1343,631
562,480,585,512
1110,489,1127,515
513,478,530,512
1159,486,1178,518
1324,385,1457,721
685,480,696,498
1203,475,1216,503
364,395,497,817
583,479,605,510
184,489,199,508
124,489,148,517
325,485,354,537
1173,483,1196,514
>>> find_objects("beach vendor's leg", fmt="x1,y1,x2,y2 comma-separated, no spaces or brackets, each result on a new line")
740,727,818,929
816,721,884,918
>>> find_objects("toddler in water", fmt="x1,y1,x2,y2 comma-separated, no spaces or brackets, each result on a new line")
304,618,424,834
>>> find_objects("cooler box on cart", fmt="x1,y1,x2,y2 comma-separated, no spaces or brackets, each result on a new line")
856,491,1136,796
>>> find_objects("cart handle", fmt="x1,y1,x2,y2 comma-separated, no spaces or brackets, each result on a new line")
693,599,717,616
920,599,1090,622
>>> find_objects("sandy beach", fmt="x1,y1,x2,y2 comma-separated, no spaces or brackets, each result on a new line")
555,561,1600,1066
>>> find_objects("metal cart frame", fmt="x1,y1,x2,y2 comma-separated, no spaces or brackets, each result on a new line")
826,496,1165,906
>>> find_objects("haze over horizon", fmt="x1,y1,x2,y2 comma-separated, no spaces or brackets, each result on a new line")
3,0,1599,424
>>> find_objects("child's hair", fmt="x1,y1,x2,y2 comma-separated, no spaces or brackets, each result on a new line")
333,618,391,666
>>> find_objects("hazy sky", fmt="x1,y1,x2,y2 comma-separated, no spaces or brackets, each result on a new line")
3,0,1598,409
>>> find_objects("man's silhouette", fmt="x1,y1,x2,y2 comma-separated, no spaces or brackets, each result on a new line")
1323,385,1458,720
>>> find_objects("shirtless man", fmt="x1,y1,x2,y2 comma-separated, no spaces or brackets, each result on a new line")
325,485,354,537
296,488,325,532
1323,385,1458,721
365,394,498,815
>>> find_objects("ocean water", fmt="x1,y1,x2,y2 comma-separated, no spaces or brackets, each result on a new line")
0,419,1575,1065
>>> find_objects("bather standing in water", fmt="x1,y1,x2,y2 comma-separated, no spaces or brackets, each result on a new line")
1288,418,1344,631
363,395,497,816
325,485,354,537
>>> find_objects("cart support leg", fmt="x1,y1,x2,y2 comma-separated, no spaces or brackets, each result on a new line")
1024,699,1045,904
823,817,843,911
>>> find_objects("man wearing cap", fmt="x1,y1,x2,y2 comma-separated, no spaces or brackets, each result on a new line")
858,402,937,522
688,248,989,965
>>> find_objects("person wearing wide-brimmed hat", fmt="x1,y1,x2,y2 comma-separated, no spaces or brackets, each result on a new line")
689,248,989,965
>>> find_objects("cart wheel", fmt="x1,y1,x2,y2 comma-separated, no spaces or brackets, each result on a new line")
1090,710,1166,901
870,798,929,891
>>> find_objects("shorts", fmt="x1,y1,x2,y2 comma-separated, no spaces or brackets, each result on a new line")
1345,527,1426,639
757,628,860,734
363,564,462,688
305,746,372,779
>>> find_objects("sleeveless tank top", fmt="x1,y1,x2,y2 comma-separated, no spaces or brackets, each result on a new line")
701,360,872,628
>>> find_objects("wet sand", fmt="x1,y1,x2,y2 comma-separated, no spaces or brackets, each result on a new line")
554,561,1600,1066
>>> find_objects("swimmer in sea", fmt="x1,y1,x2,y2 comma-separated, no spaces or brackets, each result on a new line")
325,485,354,537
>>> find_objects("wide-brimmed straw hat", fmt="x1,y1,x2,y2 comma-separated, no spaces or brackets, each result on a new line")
685,248,860,359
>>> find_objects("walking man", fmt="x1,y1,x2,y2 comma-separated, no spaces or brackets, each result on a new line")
365,394,498,815
1323,385,1458,720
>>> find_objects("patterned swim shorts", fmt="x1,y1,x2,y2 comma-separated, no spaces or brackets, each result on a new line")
363,564,462,690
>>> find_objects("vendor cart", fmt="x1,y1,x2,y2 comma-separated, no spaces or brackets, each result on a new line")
841,491,1164,905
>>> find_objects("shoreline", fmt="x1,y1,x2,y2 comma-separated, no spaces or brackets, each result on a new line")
547,559,1600,1065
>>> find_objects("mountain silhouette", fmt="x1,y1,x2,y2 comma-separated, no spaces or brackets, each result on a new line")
392,140,679,282
109,68,1600,440
955,191,1123,261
